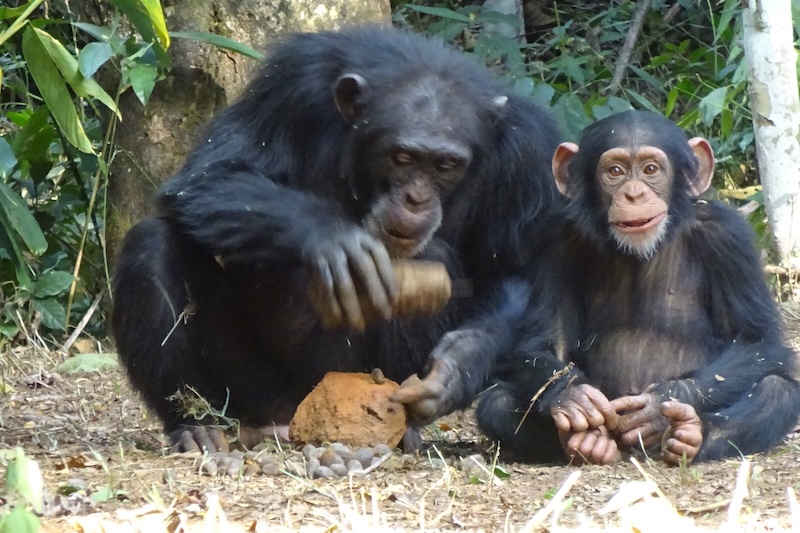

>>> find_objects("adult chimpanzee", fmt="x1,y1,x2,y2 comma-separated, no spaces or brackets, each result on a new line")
112,26,562,452
477,110,800,466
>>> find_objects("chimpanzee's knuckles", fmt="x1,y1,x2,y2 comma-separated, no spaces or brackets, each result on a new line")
170,430,200,454
405,398,440,426
553,404,589,432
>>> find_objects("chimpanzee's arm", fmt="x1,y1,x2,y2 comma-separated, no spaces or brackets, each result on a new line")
649,202,797,409
641,203,800,458
158,160,347,265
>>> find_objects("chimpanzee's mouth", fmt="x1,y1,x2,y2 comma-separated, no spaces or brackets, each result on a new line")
613,212,666,234
385,228,416,244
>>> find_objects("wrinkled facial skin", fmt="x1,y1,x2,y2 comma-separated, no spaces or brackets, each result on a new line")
336,73,479,257
597,146,672,259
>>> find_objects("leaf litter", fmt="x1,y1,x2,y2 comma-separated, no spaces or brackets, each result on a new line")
1,328,799,532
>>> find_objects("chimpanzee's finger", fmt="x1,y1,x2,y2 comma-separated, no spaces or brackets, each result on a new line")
662,438,698,466
602,437,622,465
329,248,365,331
552,412,572,433
171,430,200,453
581,386,618,428
208,428,229,453
362,235,397,300
391,374,439,403
187,426,218,454
349,240,392,320
313,257,343,328
610,394,648,413
619,424,661,449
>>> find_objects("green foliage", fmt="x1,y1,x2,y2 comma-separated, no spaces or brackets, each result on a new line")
0,448,43,533
394,0,800,254
0,1,171,341
0,1,256,343
396,1,755,151
55,351,119,373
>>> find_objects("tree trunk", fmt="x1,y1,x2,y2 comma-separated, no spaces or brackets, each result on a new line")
86,0,390,265
742,1,800,269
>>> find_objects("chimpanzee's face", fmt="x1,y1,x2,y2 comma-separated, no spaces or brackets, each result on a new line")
336,73,482,257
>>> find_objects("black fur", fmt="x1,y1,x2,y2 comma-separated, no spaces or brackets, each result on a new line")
112,27,562,437
478,111,800,463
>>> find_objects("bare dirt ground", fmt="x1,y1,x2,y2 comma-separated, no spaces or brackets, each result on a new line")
2,316,800,532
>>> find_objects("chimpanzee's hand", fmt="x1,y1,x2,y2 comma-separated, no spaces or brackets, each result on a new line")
610,393,669,449
306,225,396,331
169,426,230,455
391,330,478,426
560,425,623,465
551,384,618,434
660,401,703,466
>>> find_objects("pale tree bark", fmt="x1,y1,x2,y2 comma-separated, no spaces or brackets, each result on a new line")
742,1,800,269
79,0,390,264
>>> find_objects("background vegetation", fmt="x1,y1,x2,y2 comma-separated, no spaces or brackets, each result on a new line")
0,0,798,343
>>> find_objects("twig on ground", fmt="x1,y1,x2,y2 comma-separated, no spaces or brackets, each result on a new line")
683,498,733,514
61,289,105,355
630,456,672,504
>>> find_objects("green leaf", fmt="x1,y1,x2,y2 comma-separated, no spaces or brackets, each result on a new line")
21,27,94,154
0,137,17,179
0,505,41,533
699,87,728,126
530,82,555,107
0,215,33,290
109,0,156,43
139,0,170,48
665,87,679,117
6,448,44,513
625,90,659,113
91,486,115,503
0,181,46,255
78,41,114,79
31,27,120,119
31,297,66,331
404,4,473,23
628,65,667,95
33,270,76,298
492,464,510,479
170,31,264,60
0,3,34,21
127,63,157,105
55,353,119,374
72,22,126,50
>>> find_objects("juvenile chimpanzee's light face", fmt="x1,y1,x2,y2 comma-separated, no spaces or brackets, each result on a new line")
552,111,716,261
597,145,673,259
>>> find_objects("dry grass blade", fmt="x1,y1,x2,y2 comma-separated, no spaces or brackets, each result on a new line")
788,486,799,530
520,469,581,532
726,459,751,526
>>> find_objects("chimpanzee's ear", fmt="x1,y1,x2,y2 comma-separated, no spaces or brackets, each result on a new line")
687,137,715,197
335,73,369,123
552,142,580,198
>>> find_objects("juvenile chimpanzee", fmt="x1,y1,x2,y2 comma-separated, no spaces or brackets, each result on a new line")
477,110,800,466
112,27,562,451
